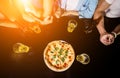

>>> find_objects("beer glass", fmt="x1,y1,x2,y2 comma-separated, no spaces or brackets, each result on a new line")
13,43,30,53
67,20,78,33
76,53,90,65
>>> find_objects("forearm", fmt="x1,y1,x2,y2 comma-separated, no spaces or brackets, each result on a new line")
43,0,54,17
96,16,107,35
0,20,18,28
93,0,111,35
93,9,106,35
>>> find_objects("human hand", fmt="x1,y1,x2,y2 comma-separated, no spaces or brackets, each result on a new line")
0,12,5,20
61,11,79,17
22,12,53,25
54,12,61,18
40,16,53,25
54,8,62,18
100,33,115,46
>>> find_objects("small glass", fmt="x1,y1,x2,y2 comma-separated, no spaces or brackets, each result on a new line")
13,43,30,53
76,53,90,65
67,20,78,33
83,19,95,34
84,25,93,34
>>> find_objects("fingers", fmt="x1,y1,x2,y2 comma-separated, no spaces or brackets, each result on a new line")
40,16,53,25
54,11,61,18
0,21,18,28
0,12,5,20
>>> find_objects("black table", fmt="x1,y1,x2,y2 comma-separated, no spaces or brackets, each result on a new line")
0,18,119,78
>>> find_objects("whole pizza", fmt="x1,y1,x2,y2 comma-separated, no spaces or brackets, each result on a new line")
43,40,75,72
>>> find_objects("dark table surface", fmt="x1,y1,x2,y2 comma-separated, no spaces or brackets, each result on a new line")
0,18,120,78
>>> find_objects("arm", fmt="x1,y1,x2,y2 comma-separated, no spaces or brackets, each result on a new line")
43,0,54,18
93,0,111,35
93,0,115,46
0,12,5,20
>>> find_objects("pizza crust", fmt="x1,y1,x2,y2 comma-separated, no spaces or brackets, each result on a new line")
43,40,75,72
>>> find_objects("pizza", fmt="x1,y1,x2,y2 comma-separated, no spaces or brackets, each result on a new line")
43,40,75,72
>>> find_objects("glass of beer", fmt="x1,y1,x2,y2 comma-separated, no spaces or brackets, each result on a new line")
13,43,30,53
67,20,78,33
76,53,90,65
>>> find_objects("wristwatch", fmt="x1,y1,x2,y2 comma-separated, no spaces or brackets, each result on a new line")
111,32,117,38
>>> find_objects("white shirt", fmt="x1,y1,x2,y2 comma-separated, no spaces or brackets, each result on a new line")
61,0,81,11
105,0,120,18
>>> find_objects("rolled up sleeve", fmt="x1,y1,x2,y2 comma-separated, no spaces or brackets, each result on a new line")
106,0,115,4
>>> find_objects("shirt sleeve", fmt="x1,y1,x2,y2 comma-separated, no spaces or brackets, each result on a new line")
60,0,67,9
79,0,98,18
106,0,115,4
